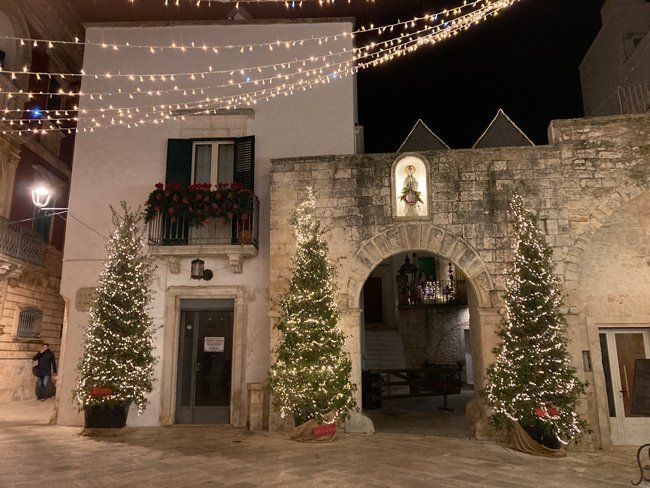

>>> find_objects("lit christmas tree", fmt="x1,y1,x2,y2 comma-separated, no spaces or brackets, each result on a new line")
267,190,357,425
74,203,157,414
482,194,587,445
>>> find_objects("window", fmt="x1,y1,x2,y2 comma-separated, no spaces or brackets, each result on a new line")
32,206,53,243
192,141,234,186
46,79,63,112
16,307,43,339
166,136,255,191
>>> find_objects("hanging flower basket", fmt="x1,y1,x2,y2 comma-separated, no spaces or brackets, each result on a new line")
144,182,254,227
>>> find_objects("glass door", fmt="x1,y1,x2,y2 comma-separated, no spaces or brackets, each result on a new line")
176,299,234,423
599,328,650,444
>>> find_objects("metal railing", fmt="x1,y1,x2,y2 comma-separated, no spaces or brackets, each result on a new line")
0,216,45,265
618,81,650,115
147,196,259,247
398,279,468,306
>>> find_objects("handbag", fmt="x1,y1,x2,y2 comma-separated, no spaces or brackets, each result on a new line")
32,360,39,377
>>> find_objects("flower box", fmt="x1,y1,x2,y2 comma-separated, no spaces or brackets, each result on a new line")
144,182,254,228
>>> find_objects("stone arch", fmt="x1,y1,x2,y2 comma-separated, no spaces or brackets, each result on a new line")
339,223,499,436
342,223,495,310
563,181,650,287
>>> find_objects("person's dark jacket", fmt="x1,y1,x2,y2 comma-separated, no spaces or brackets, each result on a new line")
32,349,57,377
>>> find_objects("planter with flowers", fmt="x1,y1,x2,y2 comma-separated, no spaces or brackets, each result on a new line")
144,182,254,228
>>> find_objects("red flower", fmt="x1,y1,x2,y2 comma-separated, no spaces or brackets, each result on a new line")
533,406,560,418
90,387,113,397
155,182,164,189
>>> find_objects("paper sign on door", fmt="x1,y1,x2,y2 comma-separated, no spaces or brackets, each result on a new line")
204,337,225,352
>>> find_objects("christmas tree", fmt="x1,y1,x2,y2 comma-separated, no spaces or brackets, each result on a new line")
267,190,357,425
74,203,157,414
482,193,587,444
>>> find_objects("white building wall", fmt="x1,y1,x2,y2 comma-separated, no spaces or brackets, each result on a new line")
580,0,650,116
57,20,356,426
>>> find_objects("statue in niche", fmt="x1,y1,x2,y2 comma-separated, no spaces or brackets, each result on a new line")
399,165,423,216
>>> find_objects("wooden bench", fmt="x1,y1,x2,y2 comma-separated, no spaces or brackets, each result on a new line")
366,364,463,411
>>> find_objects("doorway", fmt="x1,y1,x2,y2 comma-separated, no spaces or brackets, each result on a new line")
176,299,234,423
599,328,650,444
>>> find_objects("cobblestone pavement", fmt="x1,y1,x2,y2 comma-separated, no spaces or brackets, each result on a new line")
0,399,643,488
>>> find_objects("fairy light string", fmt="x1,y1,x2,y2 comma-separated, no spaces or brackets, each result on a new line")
267,188,357,424
0,0,521,133
482,194,587,445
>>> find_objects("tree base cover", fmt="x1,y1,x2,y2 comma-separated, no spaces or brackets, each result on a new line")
511,421,566,457
290,411,337,443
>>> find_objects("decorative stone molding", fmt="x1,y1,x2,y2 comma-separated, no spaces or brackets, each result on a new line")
346,223,494,309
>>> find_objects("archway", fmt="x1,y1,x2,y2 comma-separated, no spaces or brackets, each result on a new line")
339,224,499,437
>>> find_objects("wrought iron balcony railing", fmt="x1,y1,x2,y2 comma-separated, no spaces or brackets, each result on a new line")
147,195,259,248
398,279,468,307
0,216,45,266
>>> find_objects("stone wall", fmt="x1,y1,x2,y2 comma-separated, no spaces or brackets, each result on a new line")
397,307,469,367
0,247,64,403
269,113,650,446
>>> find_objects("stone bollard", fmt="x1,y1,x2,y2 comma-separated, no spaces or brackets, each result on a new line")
247,382,264,431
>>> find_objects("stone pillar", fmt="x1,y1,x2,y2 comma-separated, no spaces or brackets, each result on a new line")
247,382,264,431
0,140,20,219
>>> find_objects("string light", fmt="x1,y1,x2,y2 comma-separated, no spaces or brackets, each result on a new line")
267,188,357,424
0,0,521,132
482,194,587,445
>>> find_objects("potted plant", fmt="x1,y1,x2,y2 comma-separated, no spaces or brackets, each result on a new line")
74,203,157,429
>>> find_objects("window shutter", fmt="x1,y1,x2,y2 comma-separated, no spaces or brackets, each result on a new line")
233,136,255,192
165,139,192,186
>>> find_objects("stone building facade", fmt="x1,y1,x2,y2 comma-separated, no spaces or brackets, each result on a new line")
269,113,650,448
0,0,80,403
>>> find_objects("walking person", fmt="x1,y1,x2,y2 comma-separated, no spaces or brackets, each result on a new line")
32,344,57,400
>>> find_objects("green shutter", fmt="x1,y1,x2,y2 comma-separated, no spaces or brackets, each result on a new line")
166,139,192,186
234,136,255,192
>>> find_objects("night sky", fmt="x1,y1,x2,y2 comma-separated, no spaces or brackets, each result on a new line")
354,0,606,152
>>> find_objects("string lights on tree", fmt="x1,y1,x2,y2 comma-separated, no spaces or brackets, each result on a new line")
74,203,158,416
481,193,587,447
267,189,357,425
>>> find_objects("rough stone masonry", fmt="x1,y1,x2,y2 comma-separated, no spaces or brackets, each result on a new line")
269,113,650,449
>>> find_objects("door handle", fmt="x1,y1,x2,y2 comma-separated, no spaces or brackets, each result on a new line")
196,363,201,372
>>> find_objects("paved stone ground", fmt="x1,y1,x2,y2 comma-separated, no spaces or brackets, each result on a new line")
0,399,644,488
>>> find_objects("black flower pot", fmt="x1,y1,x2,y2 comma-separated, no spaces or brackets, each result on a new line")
84,402,130,429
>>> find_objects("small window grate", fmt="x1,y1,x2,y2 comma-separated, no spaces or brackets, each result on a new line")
17,308,43,339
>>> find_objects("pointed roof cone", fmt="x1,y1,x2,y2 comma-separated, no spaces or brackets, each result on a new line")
473,109,534,148
397,119,450,152
226,5,254,21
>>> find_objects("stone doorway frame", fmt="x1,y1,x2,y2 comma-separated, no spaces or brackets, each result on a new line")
338,223,500,433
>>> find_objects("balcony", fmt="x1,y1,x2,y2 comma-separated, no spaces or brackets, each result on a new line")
0,216,45,266
147,195,259,273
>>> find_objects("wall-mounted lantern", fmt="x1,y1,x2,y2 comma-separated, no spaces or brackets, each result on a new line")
191,258,213,281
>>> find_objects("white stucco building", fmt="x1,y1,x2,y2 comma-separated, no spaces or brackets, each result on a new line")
56,17,357,427
580,0,650,116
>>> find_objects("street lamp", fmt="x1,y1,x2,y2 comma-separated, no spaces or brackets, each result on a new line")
397,253,419,305
31,186,68,216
